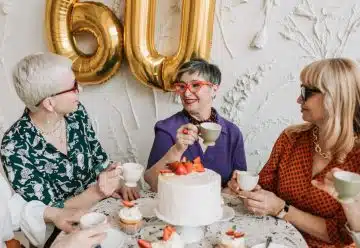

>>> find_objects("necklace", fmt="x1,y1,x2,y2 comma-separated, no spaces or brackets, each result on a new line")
38,118,66,144
312,127,330,159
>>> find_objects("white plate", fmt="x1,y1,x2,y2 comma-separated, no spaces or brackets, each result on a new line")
251,243,291,248
101,228,127,248
135,198,158,218
218,206,235,222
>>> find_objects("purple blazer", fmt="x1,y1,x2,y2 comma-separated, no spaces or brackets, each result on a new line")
147,110,247,186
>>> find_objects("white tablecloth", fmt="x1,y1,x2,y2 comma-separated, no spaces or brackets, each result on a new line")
54,191,308,248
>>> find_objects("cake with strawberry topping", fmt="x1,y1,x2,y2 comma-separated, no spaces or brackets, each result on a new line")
218,226,246,248
156,157,222,226
138,226,184,248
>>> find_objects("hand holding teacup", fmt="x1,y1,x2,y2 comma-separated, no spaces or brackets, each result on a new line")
311,168,360,203
312,168,360,232
175,123,199,152
227,170,260,195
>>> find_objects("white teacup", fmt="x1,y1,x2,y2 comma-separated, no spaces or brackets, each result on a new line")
198,122,222,146
79,212,107,230
236,170,259,191
334,171,360,202
119,163,144,187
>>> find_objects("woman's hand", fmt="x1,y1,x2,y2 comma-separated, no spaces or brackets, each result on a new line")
174,123,199,153
227,170,242,194
311,168,342,199
52,223,109,248
116,185,141,201
97,163,123,197
312,168,360,232
44,207,87,233
239,189,285,216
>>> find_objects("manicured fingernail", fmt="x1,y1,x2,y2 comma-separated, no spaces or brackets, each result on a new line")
182,129,189,134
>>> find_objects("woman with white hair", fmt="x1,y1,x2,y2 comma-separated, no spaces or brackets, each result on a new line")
0,52,139,210
228,58,360,247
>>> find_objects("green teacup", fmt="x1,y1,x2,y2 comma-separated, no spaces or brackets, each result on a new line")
334,171,360,202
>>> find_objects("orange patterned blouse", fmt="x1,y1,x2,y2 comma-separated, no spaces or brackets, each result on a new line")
259,126,360,248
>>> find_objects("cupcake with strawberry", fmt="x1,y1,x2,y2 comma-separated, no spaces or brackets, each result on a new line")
119,200,143,234
138,225,184,248
218,225,246,248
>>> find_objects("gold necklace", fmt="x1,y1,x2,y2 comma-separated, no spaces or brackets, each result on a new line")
39,118,66,144
312,127,330,159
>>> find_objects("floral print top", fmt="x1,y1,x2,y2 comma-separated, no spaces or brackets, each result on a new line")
1,103,110,208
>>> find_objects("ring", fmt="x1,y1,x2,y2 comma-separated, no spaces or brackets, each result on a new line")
182,129,189,134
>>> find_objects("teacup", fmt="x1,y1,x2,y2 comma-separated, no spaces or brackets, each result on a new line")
119,163,144,187
79,212,107,230
236,170,259,191
334,171,360,202
198,122,222,146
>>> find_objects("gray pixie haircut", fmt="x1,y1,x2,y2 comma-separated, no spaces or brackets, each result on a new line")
13,52,73,112
175,58,221,85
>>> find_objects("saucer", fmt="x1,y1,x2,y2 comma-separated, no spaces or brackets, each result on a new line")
101,228,127,248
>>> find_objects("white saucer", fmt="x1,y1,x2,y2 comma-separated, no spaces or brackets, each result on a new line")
101,228,127,248
218,206,235,222
252,243,290,248
135,198,158,218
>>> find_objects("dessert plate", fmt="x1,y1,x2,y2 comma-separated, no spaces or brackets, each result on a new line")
100,228,127,248
251,243,291,248
218,206,235,222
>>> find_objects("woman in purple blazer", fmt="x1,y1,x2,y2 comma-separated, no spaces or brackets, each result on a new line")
144,59,247,191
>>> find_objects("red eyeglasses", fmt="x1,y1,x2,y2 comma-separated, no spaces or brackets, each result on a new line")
35,80,79,106
173,81,213,94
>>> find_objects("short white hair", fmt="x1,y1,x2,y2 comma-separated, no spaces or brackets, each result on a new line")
12,52,73,112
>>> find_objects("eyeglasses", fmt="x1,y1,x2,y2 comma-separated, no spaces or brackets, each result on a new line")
35,80,79,107
301,85,321,101
173,81,213,94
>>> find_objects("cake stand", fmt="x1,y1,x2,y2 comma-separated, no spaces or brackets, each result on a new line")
154,208,222,244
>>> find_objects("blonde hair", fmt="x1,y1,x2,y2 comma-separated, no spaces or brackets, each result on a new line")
13,52,73,112
289,58,360,163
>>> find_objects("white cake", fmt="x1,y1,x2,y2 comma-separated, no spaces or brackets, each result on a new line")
156,169,222,226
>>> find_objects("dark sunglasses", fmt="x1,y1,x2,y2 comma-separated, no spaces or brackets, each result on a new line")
301,85,321,101
35,80,79,107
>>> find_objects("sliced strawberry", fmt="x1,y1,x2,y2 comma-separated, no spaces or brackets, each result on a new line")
163,225,175,241
175,164,188,175
167,161,181,171
225,230,234,236
193,163,205,172
138,239,152,248
233,232,245,238
160,169,173,174
184,162,193,173
193,156,201,164
122,200,135,208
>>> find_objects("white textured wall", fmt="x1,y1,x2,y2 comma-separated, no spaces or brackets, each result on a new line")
1,0,360,177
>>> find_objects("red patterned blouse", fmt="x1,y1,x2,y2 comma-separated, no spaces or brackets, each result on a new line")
259,126,360,248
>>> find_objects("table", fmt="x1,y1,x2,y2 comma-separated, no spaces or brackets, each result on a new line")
54,191,308,248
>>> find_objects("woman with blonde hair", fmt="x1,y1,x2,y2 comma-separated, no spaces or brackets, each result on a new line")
229,58,360,247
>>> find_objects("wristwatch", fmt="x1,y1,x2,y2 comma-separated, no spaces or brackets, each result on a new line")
276,201,290,219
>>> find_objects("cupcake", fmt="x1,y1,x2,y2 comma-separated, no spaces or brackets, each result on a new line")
218,226,246,248
119,200,143,234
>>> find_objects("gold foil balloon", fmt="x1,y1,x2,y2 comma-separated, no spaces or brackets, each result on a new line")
124,0,216,91
45,0,123,85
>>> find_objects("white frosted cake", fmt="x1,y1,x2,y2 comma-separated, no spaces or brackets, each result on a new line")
156,169,222,226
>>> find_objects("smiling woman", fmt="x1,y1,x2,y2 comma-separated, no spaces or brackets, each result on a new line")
144,59,247,191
